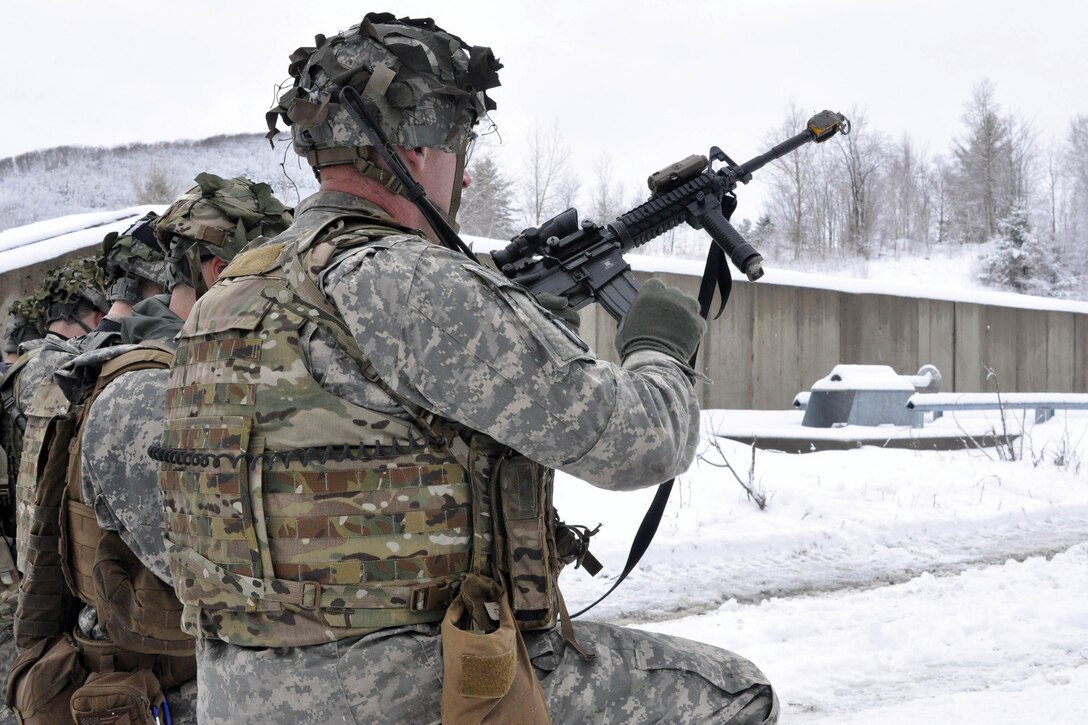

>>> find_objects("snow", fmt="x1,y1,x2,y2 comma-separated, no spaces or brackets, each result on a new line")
554,409,1088,722
4,211,1085,721
0,206,163,274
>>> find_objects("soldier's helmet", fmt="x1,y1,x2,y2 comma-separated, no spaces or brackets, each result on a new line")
265,12,502,177
3,297,44,357
156,172,293,297
100,211,170,304
38,255,110,330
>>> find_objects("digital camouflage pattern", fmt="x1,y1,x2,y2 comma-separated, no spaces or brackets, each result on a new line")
197,621,777,724
177,191,774,722
266,12,501,160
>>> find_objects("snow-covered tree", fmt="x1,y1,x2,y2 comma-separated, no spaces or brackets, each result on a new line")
459,153,518,239
977,206,1075,297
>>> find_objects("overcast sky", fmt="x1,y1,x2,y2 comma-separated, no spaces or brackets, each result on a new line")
3,0,1085,220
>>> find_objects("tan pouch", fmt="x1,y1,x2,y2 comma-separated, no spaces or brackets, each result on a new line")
69,669,163,725
440,574,550,725
4,634,86,724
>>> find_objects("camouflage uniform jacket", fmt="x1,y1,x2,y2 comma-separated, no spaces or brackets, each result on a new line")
300,191,701,489
119,294,183,345
191,191,777,725
80,303,181,582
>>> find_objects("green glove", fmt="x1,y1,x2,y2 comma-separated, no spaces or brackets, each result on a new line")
614,278,705,363
535,293,581,336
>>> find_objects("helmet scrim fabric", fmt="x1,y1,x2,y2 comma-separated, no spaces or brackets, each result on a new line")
266,12,501,173
38,255,110,328
156,172,293,297
3,298,43,356
100,211,169,303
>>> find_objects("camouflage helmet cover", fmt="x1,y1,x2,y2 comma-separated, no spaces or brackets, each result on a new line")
157,172,293,294
100,211,169,301
3,297,44,355
266,12,502,165
38,255,110,327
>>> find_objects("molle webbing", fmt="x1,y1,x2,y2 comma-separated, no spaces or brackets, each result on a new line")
160,253,471,646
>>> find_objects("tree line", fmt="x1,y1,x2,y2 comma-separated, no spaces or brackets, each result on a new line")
459,80,1088,299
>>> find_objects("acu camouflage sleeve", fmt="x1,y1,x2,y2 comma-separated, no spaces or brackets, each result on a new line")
322,239,700,491
81,368,173,583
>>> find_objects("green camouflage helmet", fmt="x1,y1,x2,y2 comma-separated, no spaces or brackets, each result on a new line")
38,255,110,329
157,172,293,297
100,211,169,303
266,12,501,175
3,298,44,356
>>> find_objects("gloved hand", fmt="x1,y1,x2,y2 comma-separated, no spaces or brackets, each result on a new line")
614,278,705,363
535,293,581,336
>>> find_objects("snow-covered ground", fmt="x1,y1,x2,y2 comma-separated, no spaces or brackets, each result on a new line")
555,409,1088,723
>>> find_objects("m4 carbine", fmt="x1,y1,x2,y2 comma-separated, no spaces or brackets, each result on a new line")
492,110,850,319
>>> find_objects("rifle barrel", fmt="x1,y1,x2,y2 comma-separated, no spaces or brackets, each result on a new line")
734,127,816,179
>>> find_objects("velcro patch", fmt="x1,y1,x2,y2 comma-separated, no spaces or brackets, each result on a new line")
221,244,284,278
460,650,516,699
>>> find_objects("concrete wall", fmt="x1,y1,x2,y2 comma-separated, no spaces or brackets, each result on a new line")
4,257,1086,409
579,271,1088,410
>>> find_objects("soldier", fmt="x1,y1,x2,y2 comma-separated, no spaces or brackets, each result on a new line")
155,13,777,724
1,299,44,368
4,174,291,725
0,258,107,725
94,211,169,333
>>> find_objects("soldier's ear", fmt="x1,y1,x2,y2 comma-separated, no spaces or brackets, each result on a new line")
207,256,229,284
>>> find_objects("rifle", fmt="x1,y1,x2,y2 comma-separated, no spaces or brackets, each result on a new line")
492,110,850,319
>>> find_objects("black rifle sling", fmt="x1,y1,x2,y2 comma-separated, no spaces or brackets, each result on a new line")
572,246,726,618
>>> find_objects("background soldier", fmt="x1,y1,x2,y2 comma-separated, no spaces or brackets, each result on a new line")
1,300,43,368
95,211,169,333
5,174,291,725
157,13,776,724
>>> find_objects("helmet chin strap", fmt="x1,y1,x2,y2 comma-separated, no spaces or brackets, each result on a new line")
337,86,476,260
445,150,467,234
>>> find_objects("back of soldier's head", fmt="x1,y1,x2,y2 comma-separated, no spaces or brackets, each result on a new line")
266,13,501,180
156,173,293,298
37,256,110,335
100,211,170,304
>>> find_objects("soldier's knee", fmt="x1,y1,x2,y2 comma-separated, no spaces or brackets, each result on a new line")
725,681,778,725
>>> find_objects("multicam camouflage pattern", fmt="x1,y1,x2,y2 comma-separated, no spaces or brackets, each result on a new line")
157,173,292,296
100,211,169,300
160,245,470,646
196,620,777,724
266,12,501,159
176,190,752,722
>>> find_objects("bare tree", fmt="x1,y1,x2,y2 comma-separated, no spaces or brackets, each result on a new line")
518,120,575,227
588,153,626,224
132,165,176,204
764,104,814,259
835,109,887,257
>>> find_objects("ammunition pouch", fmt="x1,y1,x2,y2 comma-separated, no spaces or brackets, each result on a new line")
69,669,164,725
440,574,550,725
5,634,85,725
